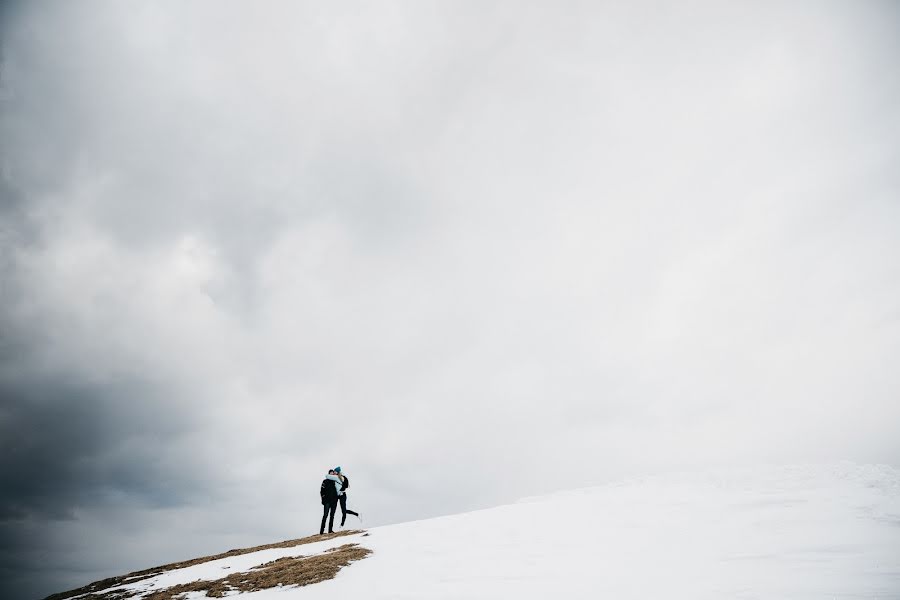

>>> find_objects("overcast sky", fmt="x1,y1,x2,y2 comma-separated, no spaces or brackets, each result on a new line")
1,1,899,598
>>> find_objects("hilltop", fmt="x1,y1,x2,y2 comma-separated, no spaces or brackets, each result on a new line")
46,463,900,599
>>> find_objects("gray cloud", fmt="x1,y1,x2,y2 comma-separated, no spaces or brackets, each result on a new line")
2,1,899,597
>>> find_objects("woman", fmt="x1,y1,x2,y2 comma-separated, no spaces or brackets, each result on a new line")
334,466,361,526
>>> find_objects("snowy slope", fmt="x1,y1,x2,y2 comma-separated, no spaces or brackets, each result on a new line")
67,463,900,599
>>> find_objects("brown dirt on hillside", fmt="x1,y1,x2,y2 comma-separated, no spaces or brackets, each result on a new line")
43,530,364,600
142,543,372,599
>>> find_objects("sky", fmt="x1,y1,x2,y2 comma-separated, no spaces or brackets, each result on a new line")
1,1,898,598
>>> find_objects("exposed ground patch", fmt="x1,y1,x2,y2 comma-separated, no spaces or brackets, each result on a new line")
45,530,366,600
142,544,371,599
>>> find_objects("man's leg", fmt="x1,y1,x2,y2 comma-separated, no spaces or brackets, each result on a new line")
320,504,329,535
327,501,337,533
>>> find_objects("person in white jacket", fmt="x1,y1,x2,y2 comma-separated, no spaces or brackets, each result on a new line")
334,466,360,526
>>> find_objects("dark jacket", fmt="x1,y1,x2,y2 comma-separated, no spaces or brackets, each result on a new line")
321,478,339,504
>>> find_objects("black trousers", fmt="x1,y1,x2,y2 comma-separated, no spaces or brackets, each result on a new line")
320,500,337,534
339,495,359,526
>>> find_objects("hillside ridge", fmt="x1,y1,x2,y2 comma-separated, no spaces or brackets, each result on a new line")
42,463,900,600
45,530,368,600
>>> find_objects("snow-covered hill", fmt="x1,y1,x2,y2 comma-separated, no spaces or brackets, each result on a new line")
54,463,900,599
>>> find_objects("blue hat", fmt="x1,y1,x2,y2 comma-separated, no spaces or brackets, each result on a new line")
334,466,342,473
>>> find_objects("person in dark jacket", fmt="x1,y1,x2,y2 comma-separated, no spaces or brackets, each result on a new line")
320,469,341,534
334,466,360,526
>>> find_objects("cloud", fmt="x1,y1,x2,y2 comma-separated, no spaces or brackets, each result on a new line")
2,1,899,597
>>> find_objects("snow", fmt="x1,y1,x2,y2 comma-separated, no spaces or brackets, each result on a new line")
98,463,900,599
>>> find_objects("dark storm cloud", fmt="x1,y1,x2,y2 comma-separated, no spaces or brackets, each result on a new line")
0,374,208,521
0,327,223,598
0,358,222,597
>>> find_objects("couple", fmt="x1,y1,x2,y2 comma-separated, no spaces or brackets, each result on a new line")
320,466,360,534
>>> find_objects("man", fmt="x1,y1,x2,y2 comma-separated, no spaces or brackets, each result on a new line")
320,469,341,534
334,466,360,526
